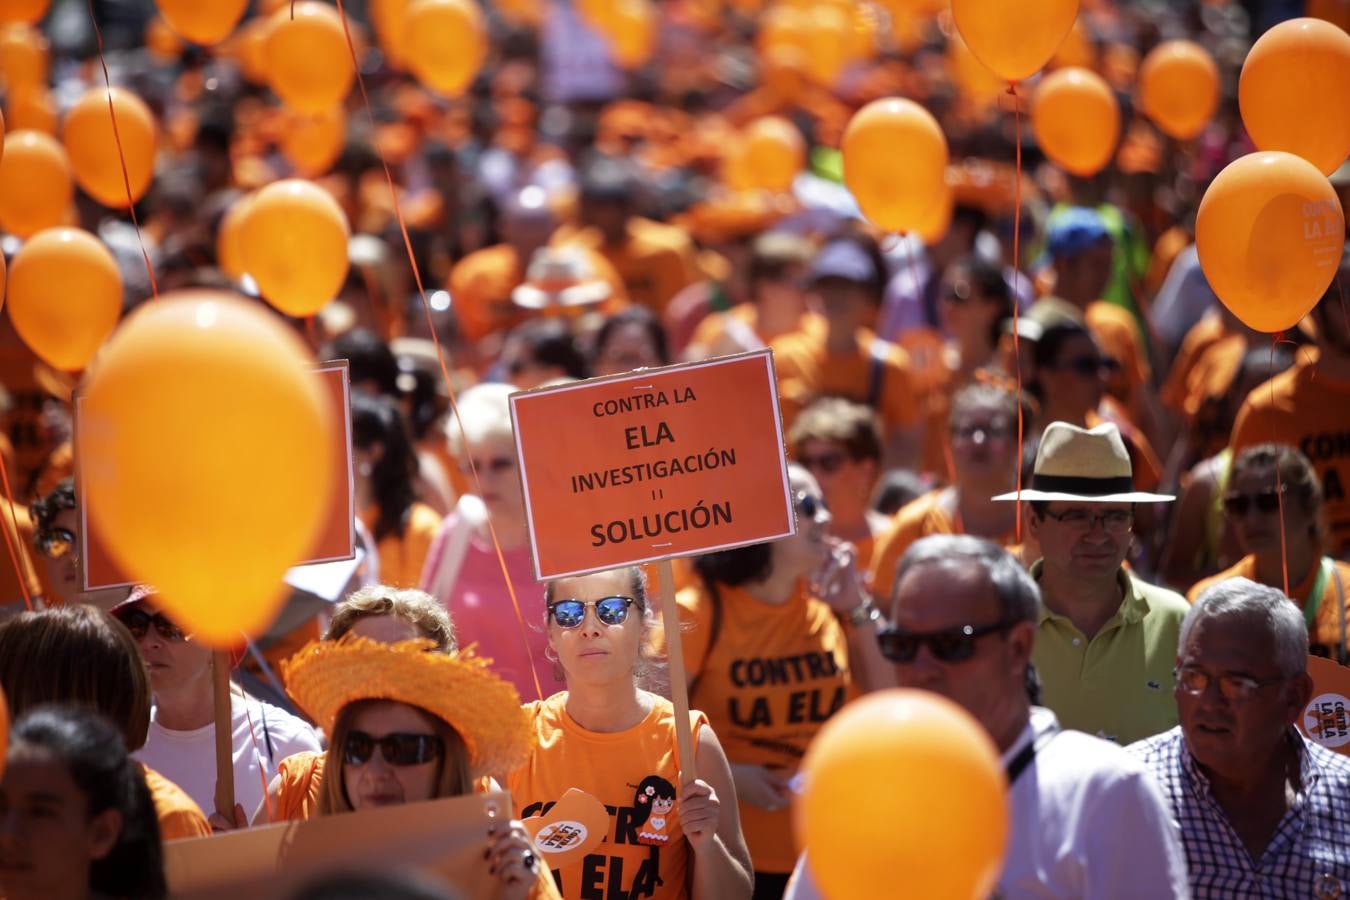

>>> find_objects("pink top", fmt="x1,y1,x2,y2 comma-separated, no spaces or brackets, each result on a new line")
419,512,561,703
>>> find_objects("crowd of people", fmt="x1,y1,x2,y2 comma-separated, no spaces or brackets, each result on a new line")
0,0,1349,898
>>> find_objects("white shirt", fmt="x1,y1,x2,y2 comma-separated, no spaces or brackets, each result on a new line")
136,692,321,819
784,708,1190,899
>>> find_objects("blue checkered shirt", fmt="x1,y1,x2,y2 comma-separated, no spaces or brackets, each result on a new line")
1127,726,1350,899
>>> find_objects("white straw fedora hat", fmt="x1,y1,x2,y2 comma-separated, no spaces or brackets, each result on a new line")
993,421,1175,503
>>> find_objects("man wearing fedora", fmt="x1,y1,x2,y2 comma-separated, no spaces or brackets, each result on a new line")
998,421,1189,745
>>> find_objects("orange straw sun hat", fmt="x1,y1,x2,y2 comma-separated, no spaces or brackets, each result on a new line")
283,636,532,777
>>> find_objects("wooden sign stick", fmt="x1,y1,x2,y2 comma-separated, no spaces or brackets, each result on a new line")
212,651,235,819
658,558,697,785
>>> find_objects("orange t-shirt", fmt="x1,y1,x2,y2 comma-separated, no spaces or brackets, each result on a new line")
554,219,699,315
771,329,921,439
1085,301,1151,423
141,763,212,840
273,750,325,822
507,693,706,899
1230,350,1350,556
663,580,852,874
686,305,825,359
362,501,444,589
1160,313,1227,415
1188,555,1350,657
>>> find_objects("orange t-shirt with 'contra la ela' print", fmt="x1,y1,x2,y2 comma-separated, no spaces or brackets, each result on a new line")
507,693,706,900
663,580,852,875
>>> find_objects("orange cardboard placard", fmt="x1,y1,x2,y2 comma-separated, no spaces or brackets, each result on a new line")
509,350,794,580
75,361,355,591
1300,654,1350,756
523,787,610,871
164,790,504,899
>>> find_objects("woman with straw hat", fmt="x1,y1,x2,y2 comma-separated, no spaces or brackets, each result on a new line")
507,565,753,900
269,635,558,900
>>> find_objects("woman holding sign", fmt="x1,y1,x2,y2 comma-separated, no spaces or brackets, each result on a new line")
507,565,754,900
665,464,891,900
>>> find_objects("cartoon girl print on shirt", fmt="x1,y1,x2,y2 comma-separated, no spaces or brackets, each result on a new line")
632,774,677,846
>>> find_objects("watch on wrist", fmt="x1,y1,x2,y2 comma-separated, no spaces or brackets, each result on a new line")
846,600,880,627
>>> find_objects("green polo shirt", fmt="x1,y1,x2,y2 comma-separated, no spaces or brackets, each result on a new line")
1030,562,1189,745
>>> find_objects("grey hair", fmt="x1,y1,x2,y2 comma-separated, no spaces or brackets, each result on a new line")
1181,578,1308,676
893,534,1041,624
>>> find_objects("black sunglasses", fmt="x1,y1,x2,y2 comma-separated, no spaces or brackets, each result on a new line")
115,607,187,643
798,450,847,475
343,730,445,767
1223,489,1284,517
876,620,1018,663
1055,355,1120,378
36,526,76,561
548,596,636,628
796,491,828,521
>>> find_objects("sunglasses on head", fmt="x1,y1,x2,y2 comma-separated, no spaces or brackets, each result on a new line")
795,491,828,522
548,596,636,628
36,526,76,561
343,730,445,767
115,607,187,643
1055,355,1120,378
798,450,847,475
1222,489,1285,517
876,620,1017,663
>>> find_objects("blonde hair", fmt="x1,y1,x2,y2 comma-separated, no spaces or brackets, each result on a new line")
325,585,457,652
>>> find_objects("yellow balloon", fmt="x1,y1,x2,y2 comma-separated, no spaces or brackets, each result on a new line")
78,291,336,646
843,98,949,233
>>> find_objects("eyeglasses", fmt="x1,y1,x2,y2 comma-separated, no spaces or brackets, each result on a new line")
797,450,847,475
1222,489,1285,517
876,620,1017,663
36,527,76,561
462,457,515,475
1038,508,1134,533
795,491,829,522
950,421,1015,443
547,596,636,628
1174,666,1288,703
115,607,187,643
1053,355,1120,378
343,730,445,767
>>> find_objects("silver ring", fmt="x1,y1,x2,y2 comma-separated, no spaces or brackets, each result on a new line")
523,850,537,871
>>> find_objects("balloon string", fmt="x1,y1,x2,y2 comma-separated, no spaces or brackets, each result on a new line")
1269,333,1291,597
1008,80,1024,544
86,0,159,299
0,452,34,611
241,694,275,824
332,0,543,702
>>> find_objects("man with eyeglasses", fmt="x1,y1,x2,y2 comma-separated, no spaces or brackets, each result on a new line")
785,534,1187,898
1126,579,1350,898
1002,421,1189,745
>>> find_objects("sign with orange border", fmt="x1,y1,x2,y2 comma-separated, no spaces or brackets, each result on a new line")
75,361,356,591
1300,654,1350,757
509,350,794,580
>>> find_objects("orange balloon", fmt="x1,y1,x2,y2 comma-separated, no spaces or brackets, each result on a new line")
0,23,47,91
948,28,1005,109
61,87,157,208
1050,16,1096,70
0,0,47,25
7,87,52,134
370,0,411,69
216,192,252,281
230,17,272,86
915,184,954,245
607,0,656,70
78,291,336,647
0,130,71,237
1031,67,1120,176
403,0,486,97
7,228,121,371
240,179,350,317
264,2,354,114
843,98,949,233
797,690,1008,900
155,0,247,45
802,5,851,86
1137,40,1219,140
740,116,805,193
951,0,1079,82
280,107,346,177
1239,17,1350,176
1196,151,1345,333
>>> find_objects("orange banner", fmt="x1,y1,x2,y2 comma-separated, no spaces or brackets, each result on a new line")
1301,654,1350,757
76,361,355,591
510,350,794,580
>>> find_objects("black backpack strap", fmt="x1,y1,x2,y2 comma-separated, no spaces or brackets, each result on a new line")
686,579,723,702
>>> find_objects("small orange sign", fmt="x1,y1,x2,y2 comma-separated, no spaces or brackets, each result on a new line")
522,788,610,871
510,350,794,580
76,361,356,591
1301,654,1350,756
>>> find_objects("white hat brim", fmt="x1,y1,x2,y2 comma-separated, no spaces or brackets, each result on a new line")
512,282,611,310
992,489,1175,503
